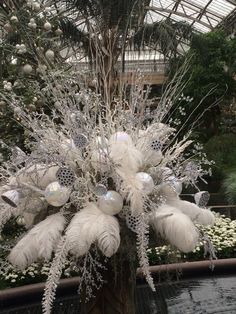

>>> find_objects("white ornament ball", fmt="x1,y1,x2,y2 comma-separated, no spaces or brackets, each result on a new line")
109,131,132,144
98,190,123,215
33,3,41,11
44,21,52,31
28,22,37,29
10,16,18,23
55,28,63,36
4,23,12,32
45,49,55,60
23,64,33,74
16,216,25,226
44,181,71,207
136,172,154,194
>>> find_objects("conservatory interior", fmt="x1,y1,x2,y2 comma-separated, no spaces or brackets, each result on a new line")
0,0,236,314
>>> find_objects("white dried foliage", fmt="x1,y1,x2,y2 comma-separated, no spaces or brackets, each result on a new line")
152,204,199,253
136,214,155,291
8,213,66,270
42,236,69,314
66,203,120,257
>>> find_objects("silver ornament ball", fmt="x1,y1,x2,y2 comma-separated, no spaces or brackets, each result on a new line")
109,131,132,144
23,64,33,74
44,22,52,31
44,181,71,207
97,190,123,215
45,49,55,60
135,172,154,194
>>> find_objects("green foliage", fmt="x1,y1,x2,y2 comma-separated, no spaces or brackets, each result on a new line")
168,30,236,139
204,133,236,177
133,20,193,58
223,172,236,204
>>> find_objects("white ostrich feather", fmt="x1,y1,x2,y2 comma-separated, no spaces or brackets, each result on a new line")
109,141,143,174
152,204,199,253
66,203,120,257
8,213,66,270
117,171,144,215
168,199,215,226
96,214,120,257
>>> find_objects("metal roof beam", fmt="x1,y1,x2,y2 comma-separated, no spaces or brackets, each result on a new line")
145,6,213,29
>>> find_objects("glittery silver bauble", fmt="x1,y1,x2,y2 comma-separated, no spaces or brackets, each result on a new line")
151,139,162,151
16,216,25,226
94,183,107,196
194,191,210,208
97,191,123,215
135,172,154,194
73,133,88,148
184,161,199,180
1,190,20,207
23,64,33,74
44,181,71,207
109,131,132,144
56,167,75,187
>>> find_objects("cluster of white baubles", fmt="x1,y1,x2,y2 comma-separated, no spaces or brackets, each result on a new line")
28,18,37,29
16,44,27,54
3,81,12,91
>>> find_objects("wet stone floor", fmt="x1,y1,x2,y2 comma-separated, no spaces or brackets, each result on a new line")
0,274,236,314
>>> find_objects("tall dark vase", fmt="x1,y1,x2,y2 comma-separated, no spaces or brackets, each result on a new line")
80,225,137,314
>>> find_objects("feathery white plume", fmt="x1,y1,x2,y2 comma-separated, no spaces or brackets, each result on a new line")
168,199,215,226
8,213,66,270
157,184,215,226
97,214,120,257
152,204,199,253
118,171,144,215
109,141,143,174
66,203,120,257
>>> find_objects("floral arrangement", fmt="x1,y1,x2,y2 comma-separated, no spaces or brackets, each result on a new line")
0,67,216,313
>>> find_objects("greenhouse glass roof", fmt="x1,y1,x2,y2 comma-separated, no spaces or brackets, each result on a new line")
145,0,236,33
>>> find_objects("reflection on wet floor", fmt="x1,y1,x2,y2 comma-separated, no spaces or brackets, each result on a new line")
1,275,236,314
